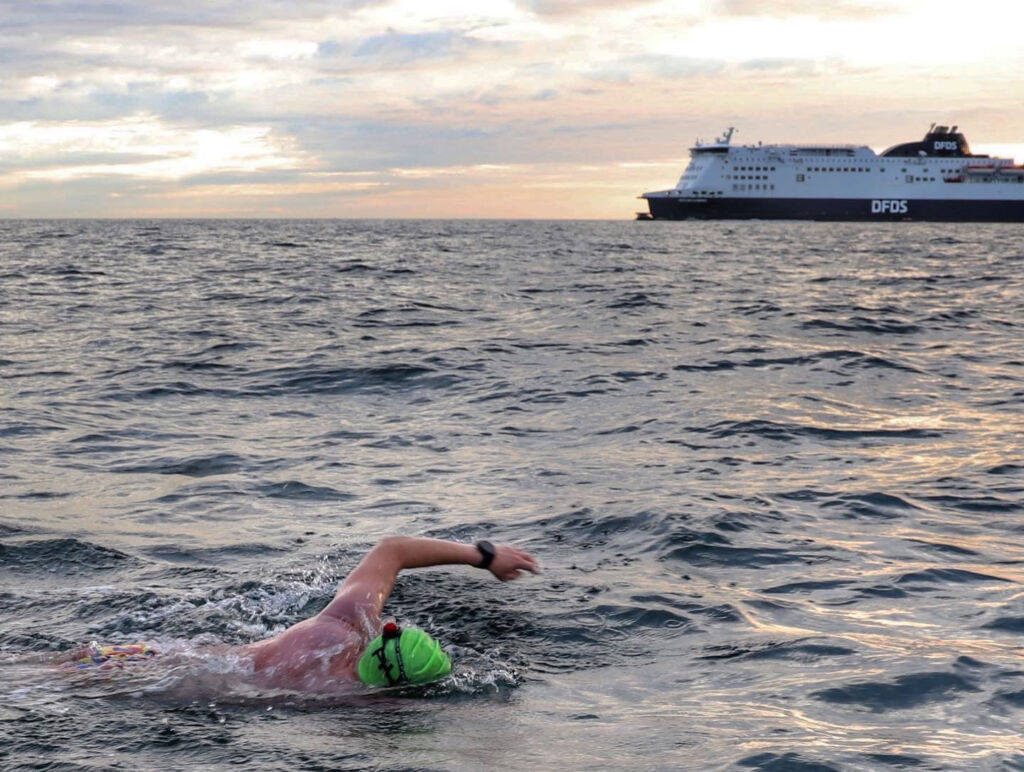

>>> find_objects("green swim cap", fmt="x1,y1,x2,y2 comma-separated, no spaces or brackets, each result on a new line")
357,622,452,687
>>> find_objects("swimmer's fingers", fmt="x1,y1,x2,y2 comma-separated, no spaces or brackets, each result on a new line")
490,546,541,581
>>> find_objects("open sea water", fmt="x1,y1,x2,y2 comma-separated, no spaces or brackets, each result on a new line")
1,218,1023,771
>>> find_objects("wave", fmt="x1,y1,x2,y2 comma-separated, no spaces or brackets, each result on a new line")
812,670,979,711
674,348,922,373
692,419,943,442
0,538,134,573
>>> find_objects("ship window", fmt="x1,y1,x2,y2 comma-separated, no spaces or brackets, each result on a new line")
796,173,805,182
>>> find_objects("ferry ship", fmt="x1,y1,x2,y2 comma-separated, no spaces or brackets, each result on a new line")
639,125,1024,221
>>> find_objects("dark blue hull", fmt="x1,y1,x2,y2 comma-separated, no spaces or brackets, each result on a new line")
644,196,1024,222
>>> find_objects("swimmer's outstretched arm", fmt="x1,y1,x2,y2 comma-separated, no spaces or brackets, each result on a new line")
319,536,539,624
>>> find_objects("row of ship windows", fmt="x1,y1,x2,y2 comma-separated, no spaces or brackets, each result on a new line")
729,165,967,174
793,173,947,183
734,184,775,191
802,166,967,175
725,175,768,180
807,167,875,173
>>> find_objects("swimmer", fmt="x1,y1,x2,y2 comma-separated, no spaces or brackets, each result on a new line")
62,536,539,691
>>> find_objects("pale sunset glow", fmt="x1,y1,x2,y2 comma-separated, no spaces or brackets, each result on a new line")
2,0,1022,218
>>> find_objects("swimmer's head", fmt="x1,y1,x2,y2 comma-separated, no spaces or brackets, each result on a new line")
357,622,452,687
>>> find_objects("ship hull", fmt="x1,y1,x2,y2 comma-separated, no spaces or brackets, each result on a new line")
644,196,1024,222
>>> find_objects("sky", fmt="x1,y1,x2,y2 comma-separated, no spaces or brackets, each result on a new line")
2,0,1023,218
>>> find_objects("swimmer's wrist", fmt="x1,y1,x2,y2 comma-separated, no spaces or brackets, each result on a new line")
474,540,496,569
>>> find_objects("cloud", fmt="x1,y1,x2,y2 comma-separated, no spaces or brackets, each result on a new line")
588,54,726,83
354,30,461,61
0,114,307,182
712,0,898,19
0,1,386,33
739,57,821,74
514,0,659,16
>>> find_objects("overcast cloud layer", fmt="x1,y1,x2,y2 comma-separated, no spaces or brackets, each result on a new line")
2,0,1022,217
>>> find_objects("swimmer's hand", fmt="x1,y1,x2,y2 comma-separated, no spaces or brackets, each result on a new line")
489,545,540,582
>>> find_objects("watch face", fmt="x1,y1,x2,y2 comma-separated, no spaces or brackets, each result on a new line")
477,540,495,567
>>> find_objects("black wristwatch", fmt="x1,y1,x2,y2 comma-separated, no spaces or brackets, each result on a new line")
475,540,496,569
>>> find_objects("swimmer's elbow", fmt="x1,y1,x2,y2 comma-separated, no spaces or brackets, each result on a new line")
373,535,404,555
367,536,408,570
375,535,406,551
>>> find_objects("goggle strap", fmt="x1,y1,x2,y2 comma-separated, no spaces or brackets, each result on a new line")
371,627,408,686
